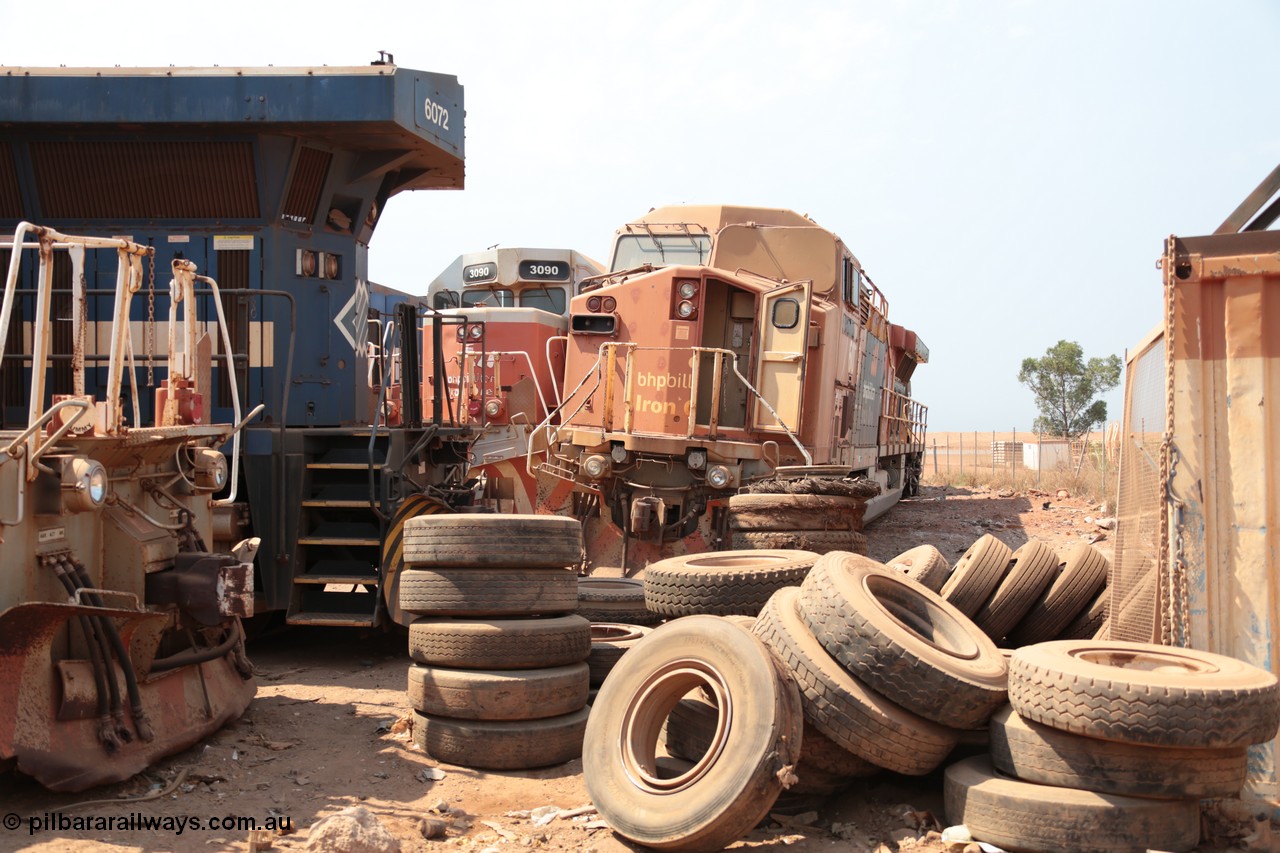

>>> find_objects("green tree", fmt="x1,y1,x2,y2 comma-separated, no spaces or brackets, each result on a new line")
1018,340,1121,438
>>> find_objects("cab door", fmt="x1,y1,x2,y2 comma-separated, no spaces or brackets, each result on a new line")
752,281,811,432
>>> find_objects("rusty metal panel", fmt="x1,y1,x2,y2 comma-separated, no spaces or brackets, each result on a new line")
1166,230,1280,807
30,140,259,219
282,146,332,225
0,143,21,218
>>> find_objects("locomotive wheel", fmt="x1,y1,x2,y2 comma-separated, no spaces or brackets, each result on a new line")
989,706,1247,799
582,616,803,851
971,540,1059,642
407,614,591,669
643,549,818,617
726,494,864,531
407,662,588,721
944,756,1200,853
884,544,951,592
798,553,1007,730
729,529,868,555
402,514,583,568
412,707,589,770
752,587,957,775
399,568,578,617
1008,639,1280,749
1007,543,1109,646
939,534,1013,617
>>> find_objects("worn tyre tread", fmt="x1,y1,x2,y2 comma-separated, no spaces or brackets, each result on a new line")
752,587,957,775
729,530,868,555
407,663,588,720
643,550,818,617
399,568,577,616
940,534,1013,616
972,540,1059,642
885,544,951,593
1007,543,1108,646
407,615,591,668
403,514,582,568
1008,639,1280,748
412,707,588,769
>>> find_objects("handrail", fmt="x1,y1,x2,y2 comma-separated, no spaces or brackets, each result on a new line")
459,349,554,424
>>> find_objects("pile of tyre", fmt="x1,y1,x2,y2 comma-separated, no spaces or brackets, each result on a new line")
583,550,1009,851
947,640,1280,853
725,493,868,555
575,577,657,696
398,514,593,770
889,534,1111,645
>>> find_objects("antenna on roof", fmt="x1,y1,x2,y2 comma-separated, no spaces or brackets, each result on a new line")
372,51,394,67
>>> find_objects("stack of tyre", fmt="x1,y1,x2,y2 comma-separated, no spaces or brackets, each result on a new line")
726,493,869,555
398,514,593,770
583,550,1010,851
946,640,1280,853
892,534,1111,646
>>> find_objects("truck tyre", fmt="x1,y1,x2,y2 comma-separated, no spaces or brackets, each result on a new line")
940,534,1013,617
885,544,951,592
1057,586,1109,640
402,514,583,568
412,707,589,770
399,568,578,617
407,662,588,720
588,623,652,687
989,705,1247,799
664,697,875,792
582,616,803,852
1009,639,1280,748
798,553,1007,730
972,540,1059,642
944,755,1200,853
577,577,660,625
729,529,868,555
752,587,957,775
1007,543,1109,646
726,494,864,531
643,550,818,617
408,614,591,669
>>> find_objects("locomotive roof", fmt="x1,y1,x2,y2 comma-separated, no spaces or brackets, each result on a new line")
624,205,819,233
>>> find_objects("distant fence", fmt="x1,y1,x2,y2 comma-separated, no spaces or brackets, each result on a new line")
926,426,1121,490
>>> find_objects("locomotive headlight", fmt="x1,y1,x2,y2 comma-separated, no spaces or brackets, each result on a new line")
582,454,610,479
484,398,505,419
706,465,732,488
586,296,602,312
677,280,698,299
602,296,617,312
192,448,228,490
61,456,108,512
455,325,467,342
676,300,695,319
468,324,484,341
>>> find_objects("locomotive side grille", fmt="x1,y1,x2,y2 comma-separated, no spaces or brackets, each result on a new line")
0,144,21,219
281,147,332,226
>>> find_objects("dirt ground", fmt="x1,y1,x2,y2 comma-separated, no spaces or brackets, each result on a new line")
1,486,1204,853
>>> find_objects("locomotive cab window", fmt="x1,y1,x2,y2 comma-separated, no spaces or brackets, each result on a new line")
461,288,513,307
433,290,460,309
518,288,567,315
771,298,801,329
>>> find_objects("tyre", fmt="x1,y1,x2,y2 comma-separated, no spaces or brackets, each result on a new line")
643,550,818,617
989,705,1247,799
577,577,660,624
408,615,591,669
407,662,588,720
726,494,864,531
940,534,1013,617
1006,542,1108,646
399,568,578,617
752,586,958,775
1009,639,1280,748
1057,586,1109,640
884,544,951,592
798,552,1007,729
582,616,803,852
972,540,1059,642
402,514,582,568
944,755,1199,853
588,623,652,687
729,529,868,555
412,707,589,770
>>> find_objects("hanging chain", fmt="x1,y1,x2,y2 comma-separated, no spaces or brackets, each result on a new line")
146,249,156,386
1158,236,1190,647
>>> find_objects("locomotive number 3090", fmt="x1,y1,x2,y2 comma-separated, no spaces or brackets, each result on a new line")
423,98,450,130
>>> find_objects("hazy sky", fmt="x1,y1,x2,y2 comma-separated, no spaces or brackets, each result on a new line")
2,1,1275,431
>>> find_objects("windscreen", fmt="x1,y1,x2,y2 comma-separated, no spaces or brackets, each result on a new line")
611,234,711,271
